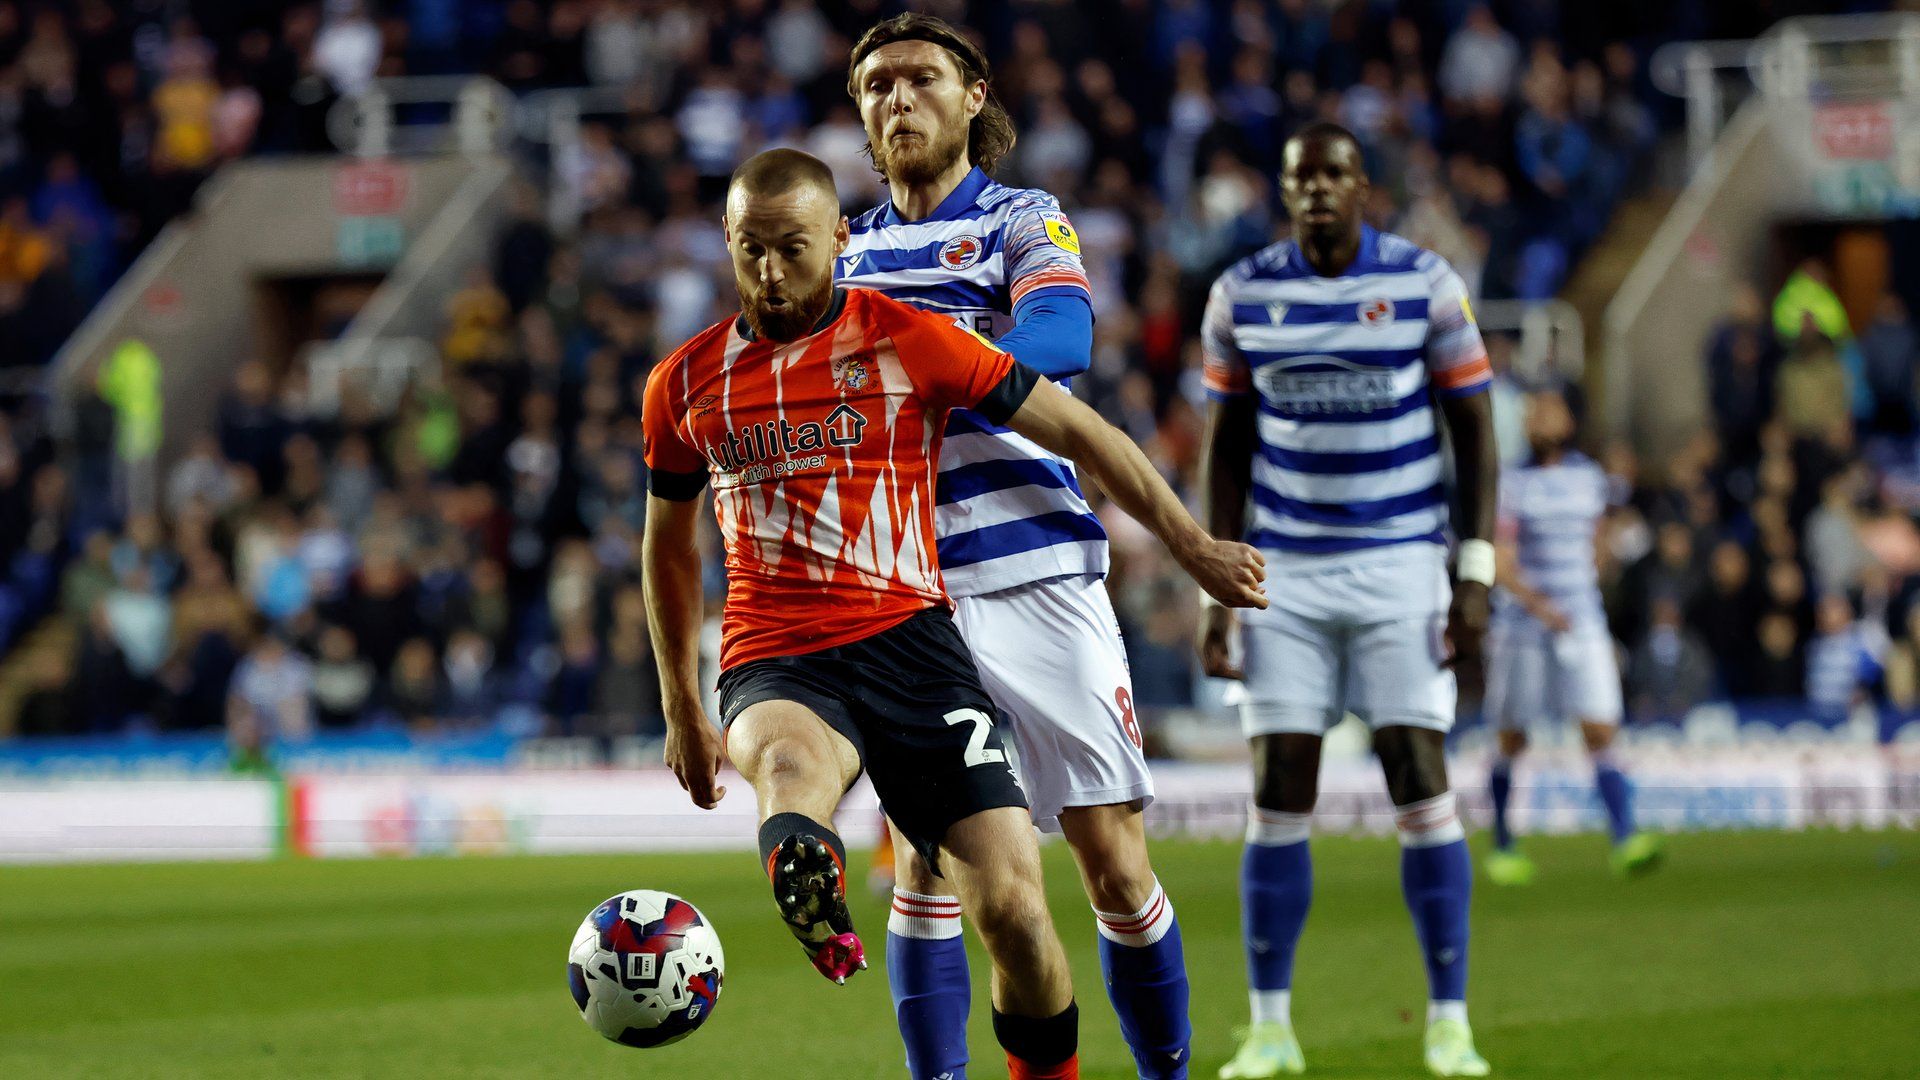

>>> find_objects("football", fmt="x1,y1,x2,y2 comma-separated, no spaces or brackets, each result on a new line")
566,890,725,1048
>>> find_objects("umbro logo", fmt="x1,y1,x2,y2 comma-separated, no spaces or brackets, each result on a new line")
1266,302,1288,325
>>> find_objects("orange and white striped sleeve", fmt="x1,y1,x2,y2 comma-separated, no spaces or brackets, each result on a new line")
1201,275,1252,399
1424,259,1492,398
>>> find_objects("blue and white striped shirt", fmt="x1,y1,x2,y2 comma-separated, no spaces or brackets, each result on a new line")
838,167,1104,596
1202,227,1492,555
1494,452,1609,627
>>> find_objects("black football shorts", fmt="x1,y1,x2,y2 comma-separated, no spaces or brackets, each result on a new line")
717,607,1028,869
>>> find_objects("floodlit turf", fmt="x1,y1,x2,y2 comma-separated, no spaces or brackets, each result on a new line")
2,831,1917,1079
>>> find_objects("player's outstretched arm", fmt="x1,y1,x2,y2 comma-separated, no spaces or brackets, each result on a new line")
1003,380,1267,609
1195,394,1260,678
642,493,727,810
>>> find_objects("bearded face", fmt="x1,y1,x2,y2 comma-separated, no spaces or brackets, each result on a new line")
854,40,982,188
740,263,836,342
726,183,848,343
869,107,969,188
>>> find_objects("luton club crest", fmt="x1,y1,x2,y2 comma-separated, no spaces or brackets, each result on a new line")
832,352,872,391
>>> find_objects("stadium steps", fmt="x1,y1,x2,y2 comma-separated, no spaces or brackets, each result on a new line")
0,615,76,737
1561,191,1676,411
49,154,515,469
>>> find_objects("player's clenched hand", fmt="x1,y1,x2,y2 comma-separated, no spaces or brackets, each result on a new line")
1445,580,1491,671
1180,539,1268,609
1197,604,1242,680
664,707,728,810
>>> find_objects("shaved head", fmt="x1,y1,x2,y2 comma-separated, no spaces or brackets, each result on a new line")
727,148,840,219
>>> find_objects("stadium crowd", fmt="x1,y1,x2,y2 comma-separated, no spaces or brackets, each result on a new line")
0,0,1908,747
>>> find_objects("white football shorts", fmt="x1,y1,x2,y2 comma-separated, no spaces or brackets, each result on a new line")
1240,541,1456,737
1484,616,1624,728
952,573,1153,832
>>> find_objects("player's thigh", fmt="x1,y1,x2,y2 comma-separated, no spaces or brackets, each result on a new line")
842,609,1030,873
955,576,1152,832
938,804,1052,931
1486,625,1553,732
1556,621,1625,729
1344,546,1454,733
1239,597,1344,738
718,663,865,819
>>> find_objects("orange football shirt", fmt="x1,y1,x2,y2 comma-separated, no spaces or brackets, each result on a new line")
643,287,1027,670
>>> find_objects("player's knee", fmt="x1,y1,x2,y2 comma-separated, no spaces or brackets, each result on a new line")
735,734,825,791
1375,726,1450,805
1077,843,1156,914
1060,805,1155,912
1581,721,1616,753
1251,736,1321,813
968,879,1054,950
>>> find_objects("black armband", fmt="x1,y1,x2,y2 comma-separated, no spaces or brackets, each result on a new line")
971,360,1042,425
648,468,709,501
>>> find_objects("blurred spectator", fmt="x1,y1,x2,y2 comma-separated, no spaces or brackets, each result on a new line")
1689,539,1764,695
1626,597,1715,722
1439,5,1519,105
1804,471,1870,597
164,550,248,730
596,622,661,738
59,530,116,621
1748,610,1808,699
313,1,381,97
1773,258,1851,344
152,37,219,173
546,619,601,735
1774,321,1852,439
218,361,290,493
1804,594,1885,717
1856,291,1916,436
1615,522,1700,646
383,636,442,727
228,623,314,749
103,563,170,680
307,618,374,726
14,648,76,737
439,628,501,725
1706,284,1779,466
168,435,235,516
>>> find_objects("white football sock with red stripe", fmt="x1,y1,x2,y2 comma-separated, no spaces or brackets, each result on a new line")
888,889,963,941
1094,880,1176,947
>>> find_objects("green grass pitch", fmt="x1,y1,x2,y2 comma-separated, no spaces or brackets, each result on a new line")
3,830,1917,1079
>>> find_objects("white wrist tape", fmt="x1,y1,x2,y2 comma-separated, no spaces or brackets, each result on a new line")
1456,538,1496,587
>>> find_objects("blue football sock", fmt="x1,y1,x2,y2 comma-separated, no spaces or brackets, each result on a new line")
1396,794,1473,1007
1242,808,1314,1016
1489,756,1515,851
1094,880,1192,1078
1594,752,1636,843
888,890,970,1080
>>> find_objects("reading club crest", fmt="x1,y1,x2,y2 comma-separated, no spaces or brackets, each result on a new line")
833,352,872,391
938,235,984,270
1358,297,1395,328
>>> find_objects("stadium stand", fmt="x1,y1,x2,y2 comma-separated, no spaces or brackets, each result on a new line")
0,0,1914,759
